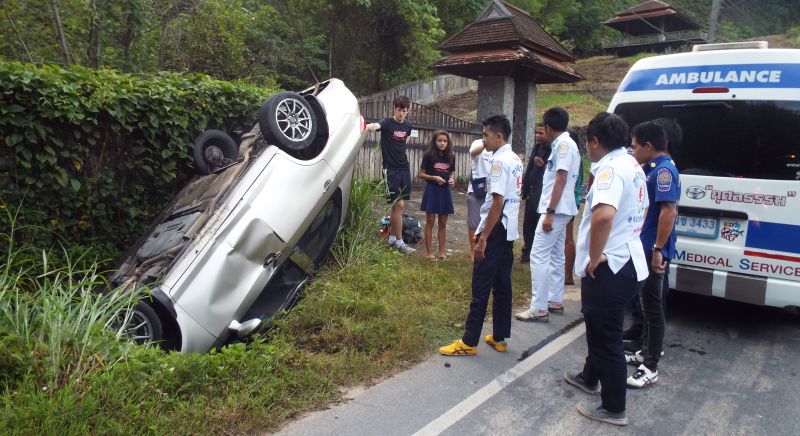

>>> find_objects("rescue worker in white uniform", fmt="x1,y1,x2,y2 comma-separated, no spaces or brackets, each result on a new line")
467,139,493,258
516,107,580,322
439,115,523,356
563,112,649,427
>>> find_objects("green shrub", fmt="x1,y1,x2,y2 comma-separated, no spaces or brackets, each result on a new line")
0,60,278,254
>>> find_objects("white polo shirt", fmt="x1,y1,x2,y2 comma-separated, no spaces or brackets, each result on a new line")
467,139,492,194
476,144,524,241
538,131,580,216
575,147,650,281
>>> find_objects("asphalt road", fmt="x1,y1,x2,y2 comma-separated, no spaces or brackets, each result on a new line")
275,288,800,435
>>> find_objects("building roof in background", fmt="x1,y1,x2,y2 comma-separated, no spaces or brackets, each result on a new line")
604,0,702,35
440,0,575,63
434,0,581,84
432,46,583,84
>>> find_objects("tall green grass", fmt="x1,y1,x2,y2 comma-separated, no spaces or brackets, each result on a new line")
330,174,390,268
0,207,142,392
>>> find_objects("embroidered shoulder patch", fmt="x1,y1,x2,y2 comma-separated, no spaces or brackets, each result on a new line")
557,142,568,159
657,167,672,192
491,163,502,174
596,166,614,190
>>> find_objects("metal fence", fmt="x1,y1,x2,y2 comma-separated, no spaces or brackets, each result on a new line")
603,29,708,48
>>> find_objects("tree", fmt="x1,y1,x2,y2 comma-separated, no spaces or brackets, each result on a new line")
50,0,73,63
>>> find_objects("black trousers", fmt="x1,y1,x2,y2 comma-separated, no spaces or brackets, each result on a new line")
581,260,642,414
520,198,540,258
629,261,670,341
640,258,669,370
462,223,514,347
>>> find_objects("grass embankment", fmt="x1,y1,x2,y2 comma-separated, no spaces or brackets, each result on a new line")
1,181,532,434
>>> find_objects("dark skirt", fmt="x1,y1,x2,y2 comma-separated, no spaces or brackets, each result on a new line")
420,183,454,215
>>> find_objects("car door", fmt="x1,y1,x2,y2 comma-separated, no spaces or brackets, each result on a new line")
168,153,336,340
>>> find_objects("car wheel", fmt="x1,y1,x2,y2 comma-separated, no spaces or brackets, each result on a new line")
259,92,318,154
194,129,238,174
119,300,164,346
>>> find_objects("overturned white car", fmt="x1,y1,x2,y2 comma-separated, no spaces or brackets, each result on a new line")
110,79,367,352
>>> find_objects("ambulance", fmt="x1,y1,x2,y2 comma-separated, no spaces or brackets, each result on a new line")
608,41,800,310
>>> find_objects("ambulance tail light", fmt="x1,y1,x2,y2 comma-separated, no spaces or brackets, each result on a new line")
692,86,730,94
359,115,366,134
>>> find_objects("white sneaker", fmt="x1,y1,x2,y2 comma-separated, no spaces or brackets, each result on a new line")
625,350,643,366
395,243,416,255
514,309,549,322
627,364,658,389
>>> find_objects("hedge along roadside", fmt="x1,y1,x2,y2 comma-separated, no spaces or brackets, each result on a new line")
0,60,278,254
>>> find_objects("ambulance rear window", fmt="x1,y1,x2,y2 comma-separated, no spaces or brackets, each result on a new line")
614,100,800,180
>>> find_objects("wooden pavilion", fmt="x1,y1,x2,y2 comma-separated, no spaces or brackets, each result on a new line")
432,0,583,154
603,0,708,56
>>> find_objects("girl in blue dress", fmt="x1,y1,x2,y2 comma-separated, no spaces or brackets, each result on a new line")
419,130,455,260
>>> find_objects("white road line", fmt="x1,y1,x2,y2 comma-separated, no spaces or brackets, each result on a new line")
412,322,586,436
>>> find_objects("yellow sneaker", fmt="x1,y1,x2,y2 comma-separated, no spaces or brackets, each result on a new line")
484,335,507,352
439,339,477,356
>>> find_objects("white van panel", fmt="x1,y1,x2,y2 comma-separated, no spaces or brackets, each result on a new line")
611,47,800,309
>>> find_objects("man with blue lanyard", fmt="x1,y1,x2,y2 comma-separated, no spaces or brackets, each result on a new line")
439,115,523,356
626,121,680,389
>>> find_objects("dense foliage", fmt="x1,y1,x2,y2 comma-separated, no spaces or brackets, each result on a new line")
2,0,798,95
0,60,276,253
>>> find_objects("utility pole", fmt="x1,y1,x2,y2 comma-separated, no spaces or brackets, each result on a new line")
708,0,722,42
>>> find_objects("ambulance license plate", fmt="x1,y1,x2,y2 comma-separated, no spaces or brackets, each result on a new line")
675,215,719,239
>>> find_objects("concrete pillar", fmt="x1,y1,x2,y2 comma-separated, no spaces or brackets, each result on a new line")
477,76,515,146
513,80,537,157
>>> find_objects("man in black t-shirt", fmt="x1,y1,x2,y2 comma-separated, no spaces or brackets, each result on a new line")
520,124,551,263
366,95,416,254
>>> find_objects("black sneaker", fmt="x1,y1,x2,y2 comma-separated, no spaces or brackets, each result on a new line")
564,371,600,395
576,403,628,426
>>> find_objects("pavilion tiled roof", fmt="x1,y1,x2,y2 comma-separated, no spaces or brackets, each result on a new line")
440,0,575,63
432,47,583,84
604,0,701,30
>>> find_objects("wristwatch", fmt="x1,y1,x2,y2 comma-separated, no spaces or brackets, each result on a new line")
546,207,556,214
652,245,662,252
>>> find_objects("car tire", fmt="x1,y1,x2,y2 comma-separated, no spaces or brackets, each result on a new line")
259,91,318,155
194,129,238,174
121,300,164,346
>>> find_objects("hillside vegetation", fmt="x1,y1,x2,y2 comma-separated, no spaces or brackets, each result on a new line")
429,35,800,127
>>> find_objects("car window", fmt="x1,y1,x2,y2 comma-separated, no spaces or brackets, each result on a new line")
614,100,800,180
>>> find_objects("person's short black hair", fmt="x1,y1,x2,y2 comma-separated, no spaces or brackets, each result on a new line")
652,117,683,153
393,95,410,110
543,107,569,132
586,112,628,150
632,121,668,152
567,127,584,154
482,114,511,142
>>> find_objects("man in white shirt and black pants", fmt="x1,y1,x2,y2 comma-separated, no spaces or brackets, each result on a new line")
439,115,523,356
516,107,580,322
564,113,649,427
